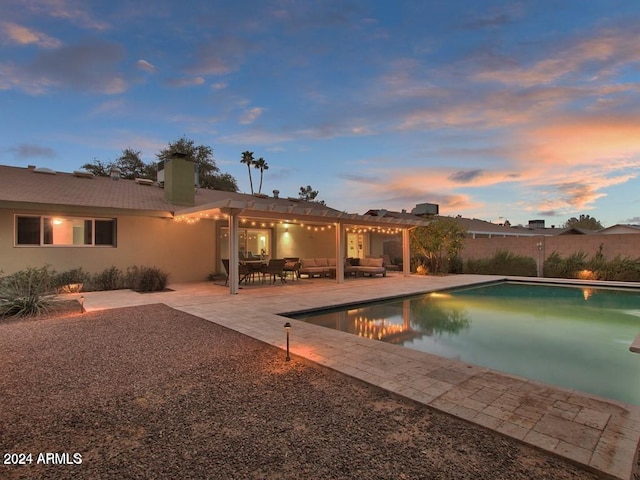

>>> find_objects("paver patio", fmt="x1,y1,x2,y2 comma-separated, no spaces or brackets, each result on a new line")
77,273,640,480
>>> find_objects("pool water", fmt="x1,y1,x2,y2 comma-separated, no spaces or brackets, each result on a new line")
291,282,640,405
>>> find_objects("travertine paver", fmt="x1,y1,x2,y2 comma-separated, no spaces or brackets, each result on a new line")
78,274,640,480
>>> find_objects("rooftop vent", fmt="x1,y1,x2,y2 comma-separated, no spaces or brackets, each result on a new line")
273,189,280,198
33,167,56,175
135,178,154,186
110,167,121,180
528,219,545,229
411,203,439,216
73,170,95,179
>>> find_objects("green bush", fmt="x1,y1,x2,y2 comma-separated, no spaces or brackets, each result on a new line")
125,266,169,292
0,266,58,318
597,255,640,281
53,268,90,292
543,251,563,277
464,251,536,276
89,266,123,291
543,251,587,278
448,255,463,274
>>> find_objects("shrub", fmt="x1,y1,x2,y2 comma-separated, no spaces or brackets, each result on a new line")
0,266,58,318
543,251,587,278
464,251,536,276
53,268,90,292
89,266,123,291
597,256,640,281
448,255,463,274
125,266,169,292
563,252,588,278
543,251,563,277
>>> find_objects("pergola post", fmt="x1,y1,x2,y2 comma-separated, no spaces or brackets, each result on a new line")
335,222,344,284
228,209,240,294
402,228,411,277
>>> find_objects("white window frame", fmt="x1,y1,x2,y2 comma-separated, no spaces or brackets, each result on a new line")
14,215,117,247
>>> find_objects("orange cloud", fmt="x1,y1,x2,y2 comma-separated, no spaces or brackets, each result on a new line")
522,116,640,167
0,21,61,48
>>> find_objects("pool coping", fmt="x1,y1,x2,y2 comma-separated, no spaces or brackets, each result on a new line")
78,274,640,480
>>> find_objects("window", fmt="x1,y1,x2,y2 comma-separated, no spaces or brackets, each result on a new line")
219,227,271,259
15,215,117,247
95,219,116,245
16,216,40,245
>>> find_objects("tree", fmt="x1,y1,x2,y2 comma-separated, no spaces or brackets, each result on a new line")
201,172,238,191
563,214,604,230
82,149,151,179
298,185,324,204
240,151,255,194
410,217,466,274
254,157,268,194
81,158,111,177
114,148,149,179
80,137,238,191
157,136,237,192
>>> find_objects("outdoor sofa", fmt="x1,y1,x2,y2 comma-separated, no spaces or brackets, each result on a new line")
299,257,386,278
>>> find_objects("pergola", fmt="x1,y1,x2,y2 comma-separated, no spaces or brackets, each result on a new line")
176,198,429,294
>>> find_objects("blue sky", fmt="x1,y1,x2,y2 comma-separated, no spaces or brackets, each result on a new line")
1,0,640,227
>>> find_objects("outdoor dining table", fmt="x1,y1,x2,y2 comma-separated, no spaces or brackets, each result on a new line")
239,260,266,284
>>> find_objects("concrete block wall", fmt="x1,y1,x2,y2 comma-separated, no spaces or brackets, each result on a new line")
460,234,640,263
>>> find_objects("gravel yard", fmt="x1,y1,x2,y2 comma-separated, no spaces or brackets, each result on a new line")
0,303,630,479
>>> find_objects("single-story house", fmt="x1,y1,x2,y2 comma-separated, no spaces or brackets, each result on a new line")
0,160,428,294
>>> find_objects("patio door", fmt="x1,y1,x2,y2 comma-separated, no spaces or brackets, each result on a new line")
219,227,272,262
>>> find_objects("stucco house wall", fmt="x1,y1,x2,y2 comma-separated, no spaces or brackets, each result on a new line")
1,209,216,283
275,224,336,259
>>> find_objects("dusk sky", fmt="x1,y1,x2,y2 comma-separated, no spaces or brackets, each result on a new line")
2,0,640,227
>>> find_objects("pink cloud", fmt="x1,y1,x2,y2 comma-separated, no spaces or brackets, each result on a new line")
474,29,640,86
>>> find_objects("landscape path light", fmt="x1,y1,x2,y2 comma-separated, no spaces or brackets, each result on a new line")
284,322,291,361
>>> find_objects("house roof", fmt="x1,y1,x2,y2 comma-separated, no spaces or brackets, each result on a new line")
0,165,427,227
598,224,640,234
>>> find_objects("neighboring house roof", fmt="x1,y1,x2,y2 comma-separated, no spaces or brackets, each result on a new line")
0,165,427,227
555,227,597,235
598,224,640,234
364,209,554,236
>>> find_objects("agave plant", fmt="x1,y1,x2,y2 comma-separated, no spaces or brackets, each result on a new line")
0,266,58,318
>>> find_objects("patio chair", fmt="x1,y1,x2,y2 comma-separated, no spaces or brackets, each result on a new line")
284,257,301,281
222,259,254,285
222,259,230,286
239,262,254,284
259,259,287,284
383,254,401,271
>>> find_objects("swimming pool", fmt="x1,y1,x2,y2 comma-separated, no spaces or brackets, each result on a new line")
290,281,640,405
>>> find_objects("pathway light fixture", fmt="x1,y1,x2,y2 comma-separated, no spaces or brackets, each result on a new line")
284,322,291,361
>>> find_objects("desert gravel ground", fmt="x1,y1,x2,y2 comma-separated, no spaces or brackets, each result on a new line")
0,303,635,479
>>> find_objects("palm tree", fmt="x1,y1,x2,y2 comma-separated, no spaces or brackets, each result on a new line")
254,157,269,194
240,151,255,194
